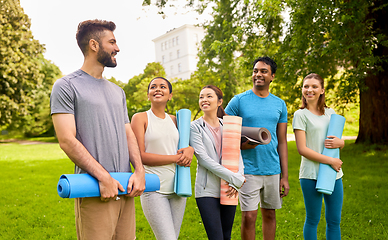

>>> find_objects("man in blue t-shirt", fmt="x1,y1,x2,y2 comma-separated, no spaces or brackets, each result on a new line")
225,56,289,240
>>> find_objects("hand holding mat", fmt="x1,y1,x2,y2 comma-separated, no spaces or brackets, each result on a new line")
57,173,160,198
220,116,242,205
174,109,192,197
316,114,346,195
241,126,271,145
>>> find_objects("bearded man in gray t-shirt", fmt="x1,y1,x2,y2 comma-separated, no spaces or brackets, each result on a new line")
50,19,145,240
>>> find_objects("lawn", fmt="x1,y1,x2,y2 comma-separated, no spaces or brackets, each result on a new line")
0,140,387,239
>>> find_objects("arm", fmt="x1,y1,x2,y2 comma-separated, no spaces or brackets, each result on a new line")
52,113,124,200
277,122,290,198
189,123,245,189
125,123,146,197
325,135,345,149
226,152,246,198
294,129,343,172
241,140,259,150
176,146,194,167
224,97,256,151
130,112,181,166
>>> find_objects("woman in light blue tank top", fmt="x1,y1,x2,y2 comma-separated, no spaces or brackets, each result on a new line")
131,77,194,240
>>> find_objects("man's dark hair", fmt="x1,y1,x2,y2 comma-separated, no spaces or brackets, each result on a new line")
76,19,116,56
253,56,277,74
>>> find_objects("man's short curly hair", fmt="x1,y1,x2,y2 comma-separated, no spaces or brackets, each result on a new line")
76,19,116,56
253,56,277,75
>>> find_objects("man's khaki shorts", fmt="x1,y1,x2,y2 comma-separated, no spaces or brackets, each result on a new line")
239,174,282,211
75,196,135,240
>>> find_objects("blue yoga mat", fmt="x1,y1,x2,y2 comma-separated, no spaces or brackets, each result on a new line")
57,172,160,198
174,109,192,197
316,114,346,195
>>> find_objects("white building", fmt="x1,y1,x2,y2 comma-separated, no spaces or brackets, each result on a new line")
152,24,205,80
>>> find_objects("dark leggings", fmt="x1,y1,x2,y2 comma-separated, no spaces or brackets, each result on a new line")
196,197,237,240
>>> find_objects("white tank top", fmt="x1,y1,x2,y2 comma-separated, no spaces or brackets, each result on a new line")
144,109,179,194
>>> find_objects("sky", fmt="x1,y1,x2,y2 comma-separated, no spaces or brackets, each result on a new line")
19,0,210,83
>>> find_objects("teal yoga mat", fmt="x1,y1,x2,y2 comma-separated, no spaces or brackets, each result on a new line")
174,109,192,197
57,173,160,198
316,114,346,195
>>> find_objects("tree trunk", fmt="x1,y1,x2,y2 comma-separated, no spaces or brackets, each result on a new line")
357,71,388,144
356,0,388,144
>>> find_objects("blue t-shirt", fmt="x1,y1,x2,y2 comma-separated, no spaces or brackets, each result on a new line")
225,90,288,175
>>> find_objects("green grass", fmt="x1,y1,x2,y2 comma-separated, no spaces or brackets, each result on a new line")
0,140,387,239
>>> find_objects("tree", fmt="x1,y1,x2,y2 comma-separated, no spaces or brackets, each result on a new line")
0,0,61,136
107,76,126,88
275,0,388,144
23,56,61,137
144,0,388,144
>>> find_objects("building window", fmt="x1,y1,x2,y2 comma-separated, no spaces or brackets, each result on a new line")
172,38,175,46
194,33,198,43
177,50,180,58
170,65,174,74
169,52,173,61
178,63,181,72
162,55,165,63
176,36,179,45
161,43,164,51
165,41,168,49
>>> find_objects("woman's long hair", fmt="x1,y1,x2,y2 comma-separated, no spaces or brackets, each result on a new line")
201,85,225,118
300,73,327,115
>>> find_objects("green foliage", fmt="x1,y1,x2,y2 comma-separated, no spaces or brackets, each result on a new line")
144,0,388,143
23,57,61,137
0,0,62,136
107,76,125,88
195,0,253,104
1,0,44,128
168,76,202,118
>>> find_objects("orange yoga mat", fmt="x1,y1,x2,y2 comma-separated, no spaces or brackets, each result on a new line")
220,116,242,205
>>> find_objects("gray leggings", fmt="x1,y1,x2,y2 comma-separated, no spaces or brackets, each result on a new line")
140,192,186,240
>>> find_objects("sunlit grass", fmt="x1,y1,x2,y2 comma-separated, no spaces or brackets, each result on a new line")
0,140,387,239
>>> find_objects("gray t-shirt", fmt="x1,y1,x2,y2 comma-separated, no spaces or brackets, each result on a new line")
50,69,132,174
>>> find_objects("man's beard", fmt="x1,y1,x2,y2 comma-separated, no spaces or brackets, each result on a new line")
97,46,117,68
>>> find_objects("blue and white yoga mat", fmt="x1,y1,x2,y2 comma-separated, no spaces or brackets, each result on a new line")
174,109,192,197
316,114,346,195
57,172,160,198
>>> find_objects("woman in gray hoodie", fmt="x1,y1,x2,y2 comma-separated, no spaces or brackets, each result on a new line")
189,85,245,240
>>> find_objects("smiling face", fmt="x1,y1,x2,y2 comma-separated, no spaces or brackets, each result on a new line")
147,78,172,103
96,30,120,67
199,88,222,114
252,61,274,90
302,77,325,104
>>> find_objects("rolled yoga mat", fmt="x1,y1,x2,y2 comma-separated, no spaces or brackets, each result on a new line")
316,114,346,195
57,172,160,198
241,126,271,145
220,115,242,205
174,109,192,197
